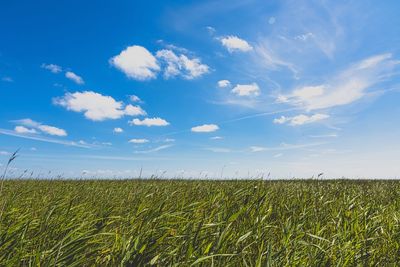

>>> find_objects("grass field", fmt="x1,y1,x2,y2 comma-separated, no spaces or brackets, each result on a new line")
1,179,400,266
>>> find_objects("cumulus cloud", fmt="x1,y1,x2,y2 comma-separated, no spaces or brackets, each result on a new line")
128,138,149,144
65,71,84,85
273,114,329,126
124,104,147,116
278,53,400,110
191,124,219,133
219,35,253,52
217,80,231,88
231,83,260,96
37,125,67,136
156,49,209,79
129,117,170,127
110,45,160,80
12,118,67,136
54,91,146,121
110,45,209,81
41,63,62,73
14,126,37,134
113,127,124,133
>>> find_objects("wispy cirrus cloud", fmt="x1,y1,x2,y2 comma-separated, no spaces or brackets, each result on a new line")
134,144,173,154
250,142,326,152
277,53,400,111
204,147,231,153
129,138,149,144
0,129,90,148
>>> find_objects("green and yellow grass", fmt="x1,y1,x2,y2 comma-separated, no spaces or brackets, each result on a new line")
1,179,400,266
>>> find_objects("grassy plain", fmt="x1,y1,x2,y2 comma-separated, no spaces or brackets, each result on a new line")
1,179,400,266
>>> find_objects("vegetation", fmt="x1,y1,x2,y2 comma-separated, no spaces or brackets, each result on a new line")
1,178,400,266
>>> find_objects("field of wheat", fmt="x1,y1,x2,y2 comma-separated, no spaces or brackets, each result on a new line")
0,178,399,266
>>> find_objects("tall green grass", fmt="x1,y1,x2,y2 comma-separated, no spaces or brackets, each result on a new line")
1,179,400,266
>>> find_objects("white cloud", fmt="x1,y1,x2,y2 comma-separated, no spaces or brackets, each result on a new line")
206,26,216,35
219,35,253,53
41,63,62,73
279,53,399,110
14,126,37,134
273,114,329,126
275,95,289,103
129,95,141,102
129,138,149,144
231,83,260,96
65,71,84,85
205,147,231,153
273,153,283,158
295,32,314,41
0,151,10,155
191,124,219,133
124,104,147,116
37,125,67,136
156,49,209,79
210,136,223,140
110,45,160,80
54,91,146,121
0,129,89,148
113,127,124,133
13,119,67,136
164,138,175,142
255,43,298,76
250,146,268,152
250,142,325,152
217,80,231,88
129,117,170,127
13,118,40,127
309,133,338,138
134,144,173,153
272,116,288,124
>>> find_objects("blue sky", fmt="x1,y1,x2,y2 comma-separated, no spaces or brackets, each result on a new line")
1,0,400,178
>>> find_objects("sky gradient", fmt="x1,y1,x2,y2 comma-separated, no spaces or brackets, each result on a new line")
1,0,400,178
